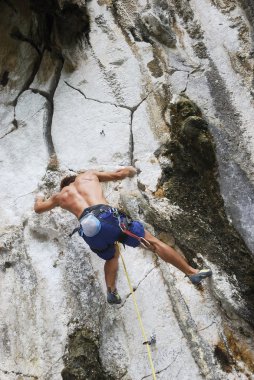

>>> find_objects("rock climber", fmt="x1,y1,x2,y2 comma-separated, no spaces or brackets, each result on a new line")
34,166,212,304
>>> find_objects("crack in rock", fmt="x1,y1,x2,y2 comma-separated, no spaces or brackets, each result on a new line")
175,364,184,378
131,91,153,113
197,321,216,332
44,100,55,156
9,47,43,139
0,367,38,379
11,44,62,158
129,90,153,165
159,262,219,380
166,67,192,75
141,349,182,380
64,80,129,110
13,50,44,108
0,123,18,140
129,111,134,165
182,71,191,93
30,88,50,101
118,265,157,309
180,67,202,93
38,57,64,159
44,354,65,379
64,80,153,112
10,27,41,55
65,81,152,166
45,58,64,158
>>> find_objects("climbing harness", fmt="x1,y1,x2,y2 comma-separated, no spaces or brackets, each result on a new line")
70,205,151,249
118,243,157,380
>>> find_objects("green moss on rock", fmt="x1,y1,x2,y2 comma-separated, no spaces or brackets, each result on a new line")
157,96,254,325
61,328,114,380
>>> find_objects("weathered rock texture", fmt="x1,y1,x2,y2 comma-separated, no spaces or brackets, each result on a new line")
1,0,254,379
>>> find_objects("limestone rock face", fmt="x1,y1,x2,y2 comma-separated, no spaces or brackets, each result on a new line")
1,0,254,379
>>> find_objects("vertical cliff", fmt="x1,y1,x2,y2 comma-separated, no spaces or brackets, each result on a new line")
1,0,254,379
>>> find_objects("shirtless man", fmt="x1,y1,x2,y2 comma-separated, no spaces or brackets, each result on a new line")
34,166,212,304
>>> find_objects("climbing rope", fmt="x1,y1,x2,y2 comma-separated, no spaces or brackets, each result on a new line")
118,244,157,380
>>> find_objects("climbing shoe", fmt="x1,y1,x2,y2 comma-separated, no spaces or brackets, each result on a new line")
188,268,212,285
107,289,122,304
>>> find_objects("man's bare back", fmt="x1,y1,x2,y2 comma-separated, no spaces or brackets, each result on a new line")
34,167,137,218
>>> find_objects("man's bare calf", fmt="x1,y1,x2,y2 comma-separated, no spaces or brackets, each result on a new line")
143,230,198,276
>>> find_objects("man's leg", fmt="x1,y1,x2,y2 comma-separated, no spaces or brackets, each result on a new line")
144,230,199,276
104,244,121,304
144,230,212,283
104,244,120,290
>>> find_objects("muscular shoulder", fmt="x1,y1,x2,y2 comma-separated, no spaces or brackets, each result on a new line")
59,185,78,199
50,193,61,204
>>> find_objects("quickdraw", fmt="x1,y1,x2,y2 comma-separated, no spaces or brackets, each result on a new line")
112,207,151,249
119,221,151,249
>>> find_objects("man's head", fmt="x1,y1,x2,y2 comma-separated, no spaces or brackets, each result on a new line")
60,175,77,190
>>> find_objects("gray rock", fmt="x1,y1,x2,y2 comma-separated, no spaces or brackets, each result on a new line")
141,10,176,48
1,0,254,379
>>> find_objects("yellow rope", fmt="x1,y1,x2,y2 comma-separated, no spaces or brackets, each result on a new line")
118,244,157,380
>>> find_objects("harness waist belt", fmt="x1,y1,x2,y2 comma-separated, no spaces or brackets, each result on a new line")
71,205,149,248
69,204,113,238
79,204,112,220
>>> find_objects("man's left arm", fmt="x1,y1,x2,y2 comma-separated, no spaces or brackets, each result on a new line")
34,193,59,214
94,166,137,182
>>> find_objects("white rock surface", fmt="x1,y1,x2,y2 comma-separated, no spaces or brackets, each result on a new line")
0,91,48,226
1,0,254,379
52,79,131,170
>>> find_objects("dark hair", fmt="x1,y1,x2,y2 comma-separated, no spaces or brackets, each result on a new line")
60,175,77,190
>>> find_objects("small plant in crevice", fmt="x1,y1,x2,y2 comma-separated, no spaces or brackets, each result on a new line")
47,153,59,172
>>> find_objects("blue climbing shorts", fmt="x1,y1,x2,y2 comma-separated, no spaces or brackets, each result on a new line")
79,206,145,261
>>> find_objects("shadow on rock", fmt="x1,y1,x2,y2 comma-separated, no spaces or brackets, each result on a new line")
154,95,254,326
61,328,114,380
